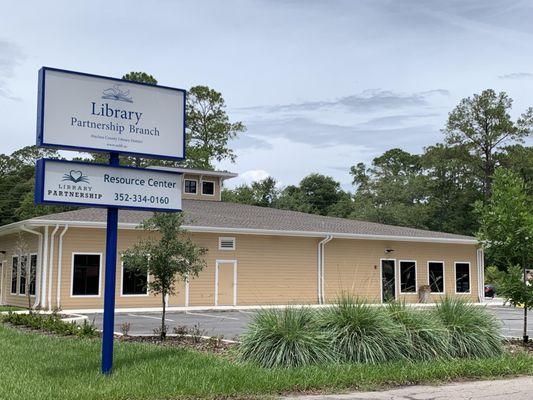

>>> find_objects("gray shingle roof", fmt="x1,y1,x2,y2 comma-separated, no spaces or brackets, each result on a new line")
32,199,476,242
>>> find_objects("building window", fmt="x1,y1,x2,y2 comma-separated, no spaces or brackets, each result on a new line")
122,262,148,296
29,254,37,296
202,181,215,196
218,237,236,250
11,256,18,294
19,255,28,295
428,261,444,293
184,179,197,194
72,254,100,296
399,260,417,293
455,262,470,293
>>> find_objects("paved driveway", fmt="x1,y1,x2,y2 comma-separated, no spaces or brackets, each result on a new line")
84,305,532,339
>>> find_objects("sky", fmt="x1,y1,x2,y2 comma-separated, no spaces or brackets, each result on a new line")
1,0,533,190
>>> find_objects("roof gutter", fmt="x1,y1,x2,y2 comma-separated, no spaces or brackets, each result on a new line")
18,220,478,245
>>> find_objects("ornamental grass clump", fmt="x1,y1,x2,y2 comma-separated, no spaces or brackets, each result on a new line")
387,302,452,360
238,307,335,368
319,296,408,363
435,298,503,358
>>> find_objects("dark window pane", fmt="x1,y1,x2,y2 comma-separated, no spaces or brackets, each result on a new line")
381,259,396,302
19,256,27,295
400,261,416,293
202,181,214,195
184,180,197,194
29,255,37,295
455,263,470,293
11,257,18,294
72,254,100,296
428,262,444,293
122,264,147,295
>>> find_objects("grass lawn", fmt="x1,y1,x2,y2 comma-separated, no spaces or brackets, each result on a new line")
1,325,532,400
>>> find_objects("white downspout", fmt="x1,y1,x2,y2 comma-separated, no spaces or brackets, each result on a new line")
477,248,485,302
56,225,69,310
317,239,322,304
21,226,43,309
319,235,333,304
47,225,59,310
40,226,49,309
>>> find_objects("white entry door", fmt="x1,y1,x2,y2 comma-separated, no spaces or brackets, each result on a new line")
215,260,237,306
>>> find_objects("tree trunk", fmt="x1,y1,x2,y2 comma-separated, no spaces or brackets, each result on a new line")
161,291,167,341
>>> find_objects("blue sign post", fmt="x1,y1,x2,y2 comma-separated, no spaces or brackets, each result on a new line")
101,152,119,374
35,67,186,375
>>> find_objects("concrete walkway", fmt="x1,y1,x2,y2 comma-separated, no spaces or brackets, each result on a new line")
283,376,533,399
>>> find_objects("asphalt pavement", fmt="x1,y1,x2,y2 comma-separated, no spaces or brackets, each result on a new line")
83,304,532,339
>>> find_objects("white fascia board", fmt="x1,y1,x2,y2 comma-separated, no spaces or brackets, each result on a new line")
18,219,478,244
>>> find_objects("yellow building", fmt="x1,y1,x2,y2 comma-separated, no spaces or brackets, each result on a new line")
0,168,483,311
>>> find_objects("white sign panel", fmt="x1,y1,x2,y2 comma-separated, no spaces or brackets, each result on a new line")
37,67,185,160
35,159,182,211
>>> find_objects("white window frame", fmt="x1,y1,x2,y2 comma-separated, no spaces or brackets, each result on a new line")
454,261,471,294
18,254,29,297
183,178,198,195
380,258,397,302
27,253,37,297
201,180,216,196
11,255,18,295
427,260,445,294
70,252,103,298
214,259,237,307
120,261,149,297
218,237,236,251
399,259,418,294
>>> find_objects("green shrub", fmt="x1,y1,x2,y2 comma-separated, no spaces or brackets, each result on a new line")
239,307,336,368
319,296,409,363
387,302,452,360
435,298,503,358
1,312,97,338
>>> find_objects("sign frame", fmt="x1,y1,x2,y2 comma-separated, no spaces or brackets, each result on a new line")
36,66,187,161
35,158,183,213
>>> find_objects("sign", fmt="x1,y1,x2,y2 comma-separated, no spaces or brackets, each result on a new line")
37,67,186,160
35,158,182,212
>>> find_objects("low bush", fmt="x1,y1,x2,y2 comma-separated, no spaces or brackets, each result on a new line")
387,302,452,360
435,298,503,358
239,307,336,368
318,296,409,363
1,312,98,338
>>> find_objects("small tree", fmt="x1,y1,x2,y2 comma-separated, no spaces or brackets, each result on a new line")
122,213,207,339
476,168,533,342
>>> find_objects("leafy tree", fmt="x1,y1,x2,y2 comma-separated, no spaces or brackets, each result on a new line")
185,86,246,169
122,72,157,85
222,177,278,207
350,149,429,228
445,89,532,201
421,144,481,235
476,168,533,341
122,213,207,339
496,145,533,195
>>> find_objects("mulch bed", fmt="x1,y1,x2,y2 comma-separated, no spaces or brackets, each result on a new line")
505,339,533,354
117,334,234,354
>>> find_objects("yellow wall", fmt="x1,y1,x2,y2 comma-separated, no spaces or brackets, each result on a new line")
0,232,40,308
323,238,480,303
1,227,481,310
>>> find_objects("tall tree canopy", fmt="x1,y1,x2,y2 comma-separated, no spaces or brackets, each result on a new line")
185,86,246,169
444,89,532,201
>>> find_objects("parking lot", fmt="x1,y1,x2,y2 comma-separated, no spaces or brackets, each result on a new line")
84,304,532,339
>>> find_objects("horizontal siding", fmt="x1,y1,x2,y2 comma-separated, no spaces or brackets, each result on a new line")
324,239,479,303
0,232,40,308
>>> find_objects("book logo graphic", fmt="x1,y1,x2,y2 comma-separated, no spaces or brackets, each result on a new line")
62,170,90,184
101,84,133,103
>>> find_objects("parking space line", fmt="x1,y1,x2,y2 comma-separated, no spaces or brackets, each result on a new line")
185,312,239,320
127,313,174,322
